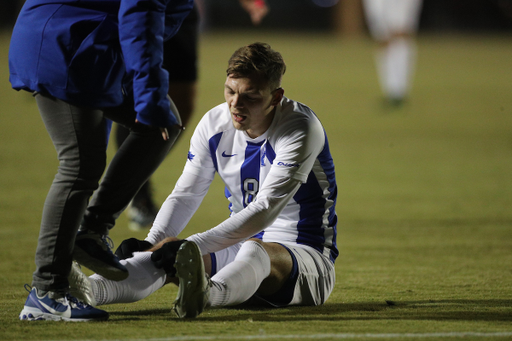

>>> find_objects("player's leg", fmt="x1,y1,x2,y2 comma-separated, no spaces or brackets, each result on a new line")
389,0,423,103
208,239,292,307
89,252,167,305
163,3,199,130
382,0,422,104
20,93,109,321
69,240,239,307
205,241,335,310
68,252,166,306
73,98,181,280
172,239,295,318
32,93,109,293
364,0,423,105
253,244,336,307
206,240,336,308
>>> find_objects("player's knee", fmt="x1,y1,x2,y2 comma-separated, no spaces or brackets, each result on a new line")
150,237,181,251
246,238,264,245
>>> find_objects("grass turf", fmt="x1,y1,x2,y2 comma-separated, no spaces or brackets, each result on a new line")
1,30,512,340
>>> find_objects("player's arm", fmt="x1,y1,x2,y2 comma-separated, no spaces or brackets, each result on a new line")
146,112,216,245
115,171,212,259
118,0,192,130
185,172,301,255
187,116,326,255
145,171,213,245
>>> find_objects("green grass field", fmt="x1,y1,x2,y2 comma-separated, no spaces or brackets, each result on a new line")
1,30,512,340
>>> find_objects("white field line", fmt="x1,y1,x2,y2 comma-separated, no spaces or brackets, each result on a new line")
68,331,512,341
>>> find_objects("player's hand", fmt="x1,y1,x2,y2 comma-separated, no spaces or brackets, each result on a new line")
150,239,187,276
239,0,269,25
115,238,153,260
160,127,169,141
134,119,170,141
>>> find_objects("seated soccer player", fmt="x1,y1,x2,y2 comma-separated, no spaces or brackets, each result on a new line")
70,42,338,318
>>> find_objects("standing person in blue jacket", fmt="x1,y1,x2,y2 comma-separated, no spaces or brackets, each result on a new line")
9,0,193,321
117,0,270,232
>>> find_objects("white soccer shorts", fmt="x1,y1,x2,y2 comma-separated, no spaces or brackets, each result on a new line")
211,242,336,307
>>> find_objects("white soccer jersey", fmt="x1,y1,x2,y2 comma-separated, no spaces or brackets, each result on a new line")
147,97,338,263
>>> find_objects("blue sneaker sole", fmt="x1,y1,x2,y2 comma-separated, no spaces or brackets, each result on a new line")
19,307,108,322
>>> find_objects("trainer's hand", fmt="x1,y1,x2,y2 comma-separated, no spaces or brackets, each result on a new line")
115,238,153,260
134,119,173,141
150,239,187,276
160,127,169,141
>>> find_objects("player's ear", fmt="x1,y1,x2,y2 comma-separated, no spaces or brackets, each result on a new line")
271,87,284,106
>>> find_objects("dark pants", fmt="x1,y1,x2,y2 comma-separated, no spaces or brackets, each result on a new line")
33,93,180,291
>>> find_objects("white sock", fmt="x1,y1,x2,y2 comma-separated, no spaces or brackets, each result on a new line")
376,37,416,100
208,241,271,307
90,252,167,305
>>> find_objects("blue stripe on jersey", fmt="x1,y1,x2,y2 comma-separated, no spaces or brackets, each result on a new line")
224,187,233,214
264,142,276,164
208,132,223,172
293,132,338,262
317,133,338,262
209,253,217,276
240,141,265,208
252,231,265,240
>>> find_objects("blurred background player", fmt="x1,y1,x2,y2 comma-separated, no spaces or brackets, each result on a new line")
119,0,270,231
362,0,423,107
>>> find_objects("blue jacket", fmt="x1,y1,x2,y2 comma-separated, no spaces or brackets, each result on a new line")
9,0,193,127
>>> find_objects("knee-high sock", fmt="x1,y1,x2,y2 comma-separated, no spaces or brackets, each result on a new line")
376,37,416,100
208,241,271,307
90,252,166,305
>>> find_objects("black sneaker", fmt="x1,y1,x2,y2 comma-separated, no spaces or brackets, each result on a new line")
73,230,128,281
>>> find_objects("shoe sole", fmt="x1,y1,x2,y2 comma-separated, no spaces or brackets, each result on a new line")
19,307,108,322
73,247,128,282
68,262,97,306
173,241,208,318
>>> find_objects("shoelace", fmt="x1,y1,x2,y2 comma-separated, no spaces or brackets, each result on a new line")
101,235,115,251
66,293,90,309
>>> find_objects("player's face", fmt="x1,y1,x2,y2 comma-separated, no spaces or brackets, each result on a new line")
224,74,283,138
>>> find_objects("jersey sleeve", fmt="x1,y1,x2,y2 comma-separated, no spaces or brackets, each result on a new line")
181,113,218,180
145,172,212,245
271,108,326,183
145,113,216,245
186,172,303,254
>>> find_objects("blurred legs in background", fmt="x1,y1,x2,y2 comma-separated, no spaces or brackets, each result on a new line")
362,0,423,107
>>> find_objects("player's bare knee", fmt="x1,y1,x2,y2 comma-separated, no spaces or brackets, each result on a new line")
246,238,264,245
149,236,181,252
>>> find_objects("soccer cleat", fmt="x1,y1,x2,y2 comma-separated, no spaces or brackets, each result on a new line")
73,229,128,281
68,261,96,306
19,286,108,322
172,241,210,318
